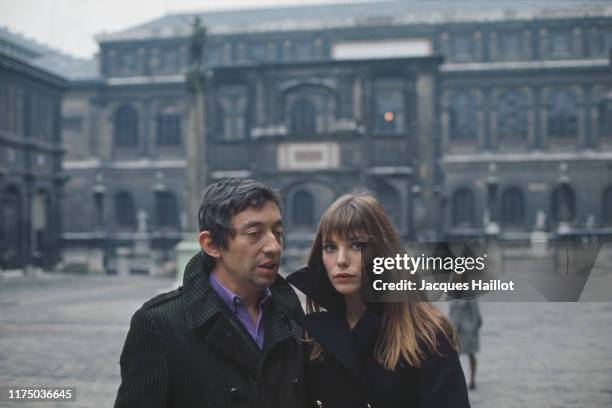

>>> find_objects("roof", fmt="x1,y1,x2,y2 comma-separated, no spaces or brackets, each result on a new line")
97,0,612,42
0,26,98,81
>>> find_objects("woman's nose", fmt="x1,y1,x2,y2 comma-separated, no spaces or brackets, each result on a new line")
336,248,349,267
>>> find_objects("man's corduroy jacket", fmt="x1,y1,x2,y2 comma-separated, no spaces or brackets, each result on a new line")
114,252,306,408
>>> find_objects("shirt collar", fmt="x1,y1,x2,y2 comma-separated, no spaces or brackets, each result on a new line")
209,271,272,311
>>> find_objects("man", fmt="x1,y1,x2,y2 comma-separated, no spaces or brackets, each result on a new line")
115,178,305,408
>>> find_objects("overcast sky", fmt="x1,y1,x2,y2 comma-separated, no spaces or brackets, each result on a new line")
0,0,355,59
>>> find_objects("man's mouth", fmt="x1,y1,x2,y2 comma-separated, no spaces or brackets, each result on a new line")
258,261,277,270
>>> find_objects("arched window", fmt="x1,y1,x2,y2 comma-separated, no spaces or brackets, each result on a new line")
292,190,314,227
551,184,575,223
598,99,612,140
375,81,404,134
376,183,401,229
115,191,136,228
449,92,477,141
602,186,612,226
155,191,179,229
157,106,181,146
290,97,316,135
452,188,475,227
497,91,528,141
548,90,578,139
114,105,138,147
501,187,525,226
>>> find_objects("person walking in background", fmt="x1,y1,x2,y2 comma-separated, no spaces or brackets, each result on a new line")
449,298,482,390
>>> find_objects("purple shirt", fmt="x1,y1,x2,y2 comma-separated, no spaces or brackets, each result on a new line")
209,272,271,349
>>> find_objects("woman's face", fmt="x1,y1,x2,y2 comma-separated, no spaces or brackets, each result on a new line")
322,233,365,296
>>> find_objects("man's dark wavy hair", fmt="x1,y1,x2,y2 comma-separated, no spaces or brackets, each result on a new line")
198,178,281,270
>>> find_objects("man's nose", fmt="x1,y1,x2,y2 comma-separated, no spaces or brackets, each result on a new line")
262,231,282,255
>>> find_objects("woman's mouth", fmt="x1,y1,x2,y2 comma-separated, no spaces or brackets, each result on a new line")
334,273,355,279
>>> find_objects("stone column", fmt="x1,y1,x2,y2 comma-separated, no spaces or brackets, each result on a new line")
176,18,208,283
413,72,440,241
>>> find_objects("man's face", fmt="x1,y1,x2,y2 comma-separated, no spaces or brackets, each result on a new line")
216,200,284,292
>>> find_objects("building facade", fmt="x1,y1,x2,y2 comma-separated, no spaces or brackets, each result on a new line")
0,33,67,270
61,1,612,272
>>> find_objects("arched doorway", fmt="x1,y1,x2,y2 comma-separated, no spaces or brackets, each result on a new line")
2,186,22,268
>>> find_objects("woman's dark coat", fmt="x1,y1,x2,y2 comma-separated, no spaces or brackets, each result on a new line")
114,252,306,408
287,266,470,408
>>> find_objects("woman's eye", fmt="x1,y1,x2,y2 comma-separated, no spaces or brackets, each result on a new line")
351,242,364,250
323,244,336,252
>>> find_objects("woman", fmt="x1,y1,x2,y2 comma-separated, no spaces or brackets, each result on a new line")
287,192,470,408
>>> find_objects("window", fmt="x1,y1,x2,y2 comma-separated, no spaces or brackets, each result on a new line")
501,187,525,226
218,89,247,141
119,51,136,73
452,188,475,227
294,40,315,60
160,48,178,72
551,30,571,57
114,105,139,147
551,185,575,223
155,191,179,229
548,90,577,139
451,34,472,61
0,79,6,132
206,45,222,65
376,183,401,229
375,83,404,134
603,186,612,226
157,108,181,146
598,99,612,140
115,191,136,228
290,97,316,135
449,92,477,141
499,31,521,59
602,31,612,56
497,91,528,141
292,190,314,227
93,192,104,227
248,42,267,62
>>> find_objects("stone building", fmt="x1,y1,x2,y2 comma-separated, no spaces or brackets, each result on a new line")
60,1,612,272
0,28,84,270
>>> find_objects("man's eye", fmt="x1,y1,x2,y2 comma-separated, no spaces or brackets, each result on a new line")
275,230,284,239
246,230,262,237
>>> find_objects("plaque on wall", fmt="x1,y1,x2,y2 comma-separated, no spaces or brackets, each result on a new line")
277,142,340,171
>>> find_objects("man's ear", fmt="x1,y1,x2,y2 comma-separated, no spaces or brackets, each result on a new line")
199,231,221,259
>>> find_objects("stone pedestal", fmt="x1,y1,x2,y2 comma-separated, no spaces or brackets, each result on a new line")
175,233,200,285
530,231,550,257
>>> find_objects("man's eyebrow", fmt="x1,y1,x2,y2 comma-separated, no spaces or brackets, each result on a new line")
239,221,264,230
239,219,284,229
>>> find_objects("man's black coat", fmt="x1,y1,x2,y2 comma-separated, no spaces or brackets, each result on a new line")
114,252,306,408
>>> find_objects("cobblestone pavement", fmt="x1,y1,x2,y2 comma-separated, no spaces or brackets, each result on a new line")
1,273,611,408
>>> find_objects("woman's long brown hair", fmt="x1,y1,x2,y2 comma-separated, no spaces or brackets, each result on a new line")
305,192,457,370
